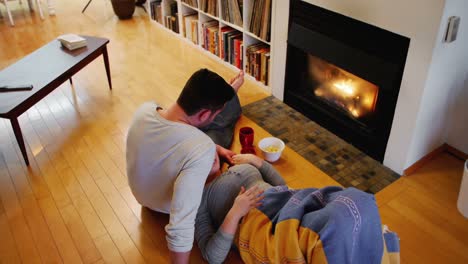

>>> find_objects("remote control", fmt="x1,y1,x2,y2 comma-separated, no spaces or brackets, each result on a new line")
0,84,34,92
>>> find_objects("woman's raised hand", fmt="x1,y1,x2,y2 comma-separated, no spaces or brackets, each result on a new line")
232,154,263,168
221,185,264,236
231,185,264,218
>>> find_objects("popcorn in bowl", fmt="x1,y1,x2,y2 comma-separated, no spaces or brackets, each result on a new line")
258,137,285,162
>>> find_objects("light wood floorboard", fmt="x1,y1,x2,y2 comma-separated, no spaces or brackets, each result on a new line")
376,153,468,264
1,1,467,263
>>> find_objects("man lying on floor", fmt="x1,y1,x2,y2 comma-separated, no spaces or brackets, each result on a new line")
195,153,400,264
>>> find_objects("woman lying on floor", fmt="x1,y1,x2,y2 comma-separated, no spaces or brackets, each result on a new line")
195,154,400,264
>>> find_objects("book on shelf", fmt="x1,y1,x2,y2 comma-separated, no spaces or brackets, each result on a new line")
240,42,244,70
165,16,171,30
214,28,220,56
264,52,270,85
246,43,261,75
156,5,163,24
227,33,242,69
255,47,268,82
261,0,271,41
224,30,240,63
183,14,198,44
174,15,179,33
246,43,270,85
181,0,197,8
166,15,179,33
149,1,273,87
220,26,235,60
200,0,218,17
149,0,163,24
206,25,219,55
220,0,243,26
201,20,218,50
249,0,271,41
234,38,243,69
163,2,179,33
170,1,178,15
260,51,270,84
191,20,198,44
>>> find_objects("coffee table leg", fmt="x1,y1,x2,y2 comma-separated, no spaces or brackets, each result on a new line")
69,77,73,85
102,47,112,90
10,118,29,166
82,0,93,13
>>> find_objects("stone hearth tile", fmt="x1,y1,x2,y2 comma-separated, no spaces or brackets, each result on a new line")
242,96,400,194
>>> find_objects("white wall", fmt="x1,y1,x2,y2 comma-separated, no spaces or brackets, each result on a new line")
447,74,468,153
408,0,468,165
445,0,468,154
271,0,453,174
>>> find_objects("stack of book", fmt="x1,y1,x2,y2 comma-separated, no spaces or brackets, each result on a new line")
150,0,163,24
246,43,270,85
183,14,199,44
249,0,271,41
200,0,218,17
57,34,87,50
165,16,179,32
220,0,243,26
201,20,219,56
181,0,197,8
165,2,179,33
219,27,243,69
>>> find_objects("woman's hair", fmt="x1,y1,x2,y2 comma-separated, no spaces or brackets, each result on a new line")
177,69,235,116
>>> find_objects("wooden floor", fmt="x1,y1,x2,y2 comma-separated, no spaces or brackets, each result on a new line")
1,1,467,263
376,153,468,264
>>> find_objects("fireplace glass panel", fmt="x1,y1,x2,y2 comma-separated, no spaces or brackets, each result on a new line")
307,55,379,119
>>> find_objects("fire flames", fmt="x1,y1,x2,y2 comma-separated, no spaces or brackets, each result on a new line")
309,55,378,118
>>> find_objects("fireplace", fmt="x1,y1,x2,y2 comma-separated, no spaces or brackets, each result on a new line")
284,0,410,162
306,55,379,120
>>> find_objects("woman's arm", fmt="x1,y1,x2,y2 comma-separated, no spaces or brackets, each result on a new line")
195,199,234,264
195,186,264,264
221,185,264,232
258,161,286,186
232,154,286,186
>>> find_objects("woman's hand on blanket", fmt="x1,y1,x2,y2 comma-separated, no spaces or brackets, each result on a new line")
221,185,264,236
231,185,264,219
232,154,263,168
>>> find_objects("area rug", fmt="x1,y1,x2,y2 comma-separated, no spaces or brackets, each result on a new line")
242,96,400,194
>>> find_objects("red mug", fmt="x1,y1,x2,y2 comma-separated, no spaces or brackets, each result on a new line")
239,127,256,154
241,146,256,154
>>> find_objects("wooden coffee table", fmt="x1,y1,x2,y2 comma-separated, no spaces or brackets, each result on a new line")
0,36,111,165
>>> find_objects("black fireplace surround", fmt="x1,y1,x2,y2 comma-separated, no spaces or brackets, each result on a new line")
284,0,410,162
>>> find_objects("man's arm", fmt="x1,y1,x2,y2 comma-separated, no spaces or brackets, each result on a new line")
165,145,216,263
170,251,190,264
216,144,235,164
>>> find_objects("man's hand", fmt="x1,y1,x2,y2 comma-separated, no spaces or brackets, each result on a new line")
232,154,263,168
216,145,236,165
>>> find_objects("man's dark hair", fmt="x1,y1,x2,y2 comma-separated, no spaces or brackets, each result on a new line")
177,69,235,116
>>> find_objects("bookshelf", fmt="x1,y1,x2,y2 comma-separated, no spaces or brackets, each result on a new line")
148,0,275,90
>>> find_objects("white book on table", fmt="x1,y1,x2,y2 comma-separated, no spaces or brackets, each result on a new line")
57,34,87,50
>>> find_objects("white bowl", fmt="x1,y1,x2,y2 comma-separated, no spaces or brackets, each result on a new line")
258,137,285,163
